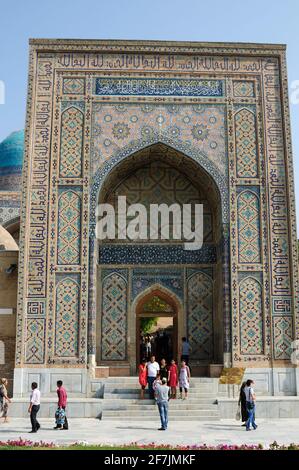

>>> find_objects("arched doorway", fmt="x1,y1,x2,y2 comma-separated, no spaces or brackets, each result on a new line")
94,143,226,376
134,286,183,369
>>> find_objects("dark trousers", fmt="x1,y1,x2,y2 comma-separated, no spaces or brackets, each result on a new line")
148,376,156,399
30,405,40,431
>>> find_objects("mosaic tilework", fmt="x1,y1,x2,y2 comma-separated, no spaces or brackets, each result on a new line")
95,77,223,97
233,81,255,98
273,316,292,359
273,298,292,314
104,161,213,242
55,276,80,357
239,277,264,355
60,107,83,177
91,103,226,176
57,189,82,265
99,245,216,265
101,273,127,360
237,190,261,264
187,272,213,360
0,204,20,225
132,268,183,301
27,301,45,315
235,108,258,178
62,78,85,95
25,318,45,364
0,167,22,191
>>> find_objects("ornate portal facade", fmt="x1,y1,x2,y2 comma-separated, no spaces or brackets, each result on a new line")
1,40,298,398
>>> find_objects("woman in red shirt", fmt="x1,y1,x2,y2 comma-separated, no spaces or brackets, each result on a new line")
168,359,178,399
138,358,148,399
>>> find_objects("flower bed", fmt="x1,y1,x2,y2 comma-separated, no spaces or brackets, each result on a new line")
0,439,299,450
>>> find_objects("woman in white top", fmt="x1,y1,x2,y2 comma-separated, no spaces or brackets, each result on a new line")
179,360,191,400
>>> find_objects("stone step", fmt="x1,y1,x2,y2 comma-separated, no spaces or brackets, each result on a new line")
104,393,217,400
102,398,216,404
103,409,219,416
104,376,217,381
104,380,217,386
102,403,217,410
104,384,217,394
102,415,220,421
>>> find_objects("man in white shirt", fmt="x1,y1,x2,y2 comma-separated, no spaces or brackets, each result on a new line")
147,355,160,399
28,382,41,433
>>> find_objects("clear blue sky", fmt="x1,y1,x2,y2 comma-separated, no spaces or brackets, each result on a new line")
0,0,298,229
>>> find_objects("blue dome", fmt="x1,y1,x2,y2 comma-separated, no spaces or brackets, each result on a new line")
0,130,24,169
0,130,24,191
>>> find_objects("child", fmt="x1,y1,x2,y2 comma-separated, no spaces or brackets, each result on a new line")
168,359,178,399
179,360,190,400
138,358,148,399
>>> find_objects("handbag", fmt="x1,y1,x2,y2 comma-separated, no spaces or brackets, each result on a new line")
235,404,241,421
55,407,65,426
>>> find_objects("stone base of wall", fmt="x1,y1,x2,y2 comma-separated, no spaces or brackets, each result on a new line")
244,367,299,396
218,397,299,419
13,368,88,398
7,396,299,419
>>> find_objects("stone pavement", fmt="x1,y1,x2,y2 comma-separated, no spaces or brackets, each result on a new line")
0,418,299,447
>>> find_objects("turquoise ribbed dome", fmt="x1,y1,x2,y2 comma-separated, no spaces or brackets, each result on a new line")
0,130,24,169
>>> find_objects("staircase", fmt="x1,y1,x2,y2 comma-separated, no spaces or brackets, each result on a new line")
101,377,221,421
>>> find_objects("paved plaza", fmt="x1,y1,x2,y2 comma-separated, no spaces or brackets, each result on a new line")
1,418,299,447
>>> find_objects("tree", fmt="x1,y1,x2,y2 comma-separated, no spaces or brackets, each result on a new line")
140,317,158,335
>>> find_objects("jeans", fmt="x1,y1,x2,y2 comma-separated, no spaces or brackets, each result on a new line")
30,404,40,431
148,376,155,399
246,402,256,430
157,401,168,429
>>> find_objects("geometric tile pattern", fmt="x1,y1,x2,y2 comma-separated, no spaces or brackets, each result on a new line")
91,103,226,176
235,108,258,178
60,107,83,178
239,277,264,355
101,273,127,360
233,81,255,98
57,190,81,265
99,244,216,265
187,272,213,360
131,268,183,301
63,78,85,95
104,161,213,242
25,318,45,363
237,190,261,264
27,301,45,315
55,276,80,357
273,316,293,359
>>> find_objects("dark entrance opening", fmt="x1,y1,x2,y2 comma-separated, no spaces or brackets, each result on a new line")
136,292,178,368
139,316,174,363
